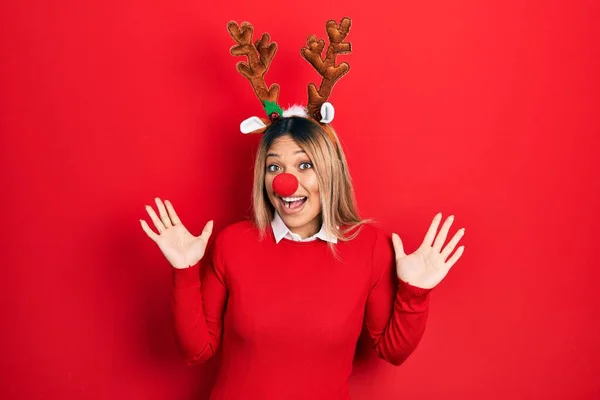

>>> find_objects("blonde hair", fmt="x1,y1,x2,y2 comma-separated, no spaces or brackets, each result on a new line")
252,117,371,252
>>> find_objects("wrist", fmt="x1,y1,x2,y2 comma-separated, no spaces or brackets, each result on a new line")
172,263,201,288
398,277,432,298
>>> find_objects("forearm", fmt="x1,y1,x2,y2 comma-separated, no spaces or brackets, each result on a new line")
171,264,221,365
372,280,431,366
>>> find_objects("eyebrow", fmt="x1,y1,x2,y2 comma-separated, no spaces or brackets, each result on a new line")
266,150,306,158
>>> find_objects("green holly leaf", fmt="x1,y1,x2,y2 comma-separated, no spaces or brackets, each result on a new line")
263,100,283,117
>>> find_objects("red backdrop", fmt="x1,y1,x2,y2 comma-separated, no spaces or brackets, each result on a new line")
1,0,598,399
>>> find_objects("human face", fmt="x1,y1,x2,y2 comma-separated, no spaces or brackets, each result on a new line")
265,135,321,239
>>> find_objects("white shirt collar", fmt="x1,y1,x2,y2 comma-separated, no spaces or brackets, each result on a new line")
271,212,338,244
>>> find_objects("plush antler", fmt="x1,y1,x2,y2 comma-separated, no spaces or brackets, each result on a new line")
301,17,352,120
227,21,280,111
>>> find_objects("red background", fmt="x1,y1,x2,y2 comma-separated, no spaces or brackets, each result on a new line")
1,0,599,399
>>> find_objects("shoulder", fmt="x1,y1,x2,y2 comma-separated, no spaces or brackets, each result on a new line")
213,219,261,246
345,221,391,247
354,222,394,266
209,220,260,269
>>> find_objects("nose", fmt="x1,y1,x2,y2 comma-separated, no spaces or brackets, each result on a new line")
273,173,298,197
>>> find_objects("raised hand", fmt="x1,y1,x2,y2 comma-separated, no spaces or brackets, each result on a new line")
392,213,465,289
140,197,213,270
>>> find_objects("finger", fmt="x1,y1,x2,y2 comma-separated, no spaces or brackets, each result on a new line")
421,212,443,248
200,220,214,241
433,215,455,253
164,200,182,225
140,219,160,242
392,233,406,258
155,197,173,228
441,228,465,260
446,245,465,269
145,204,166,233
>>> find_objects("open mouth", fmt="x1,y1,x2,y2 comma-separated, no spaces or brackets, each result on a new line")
279,196,307,211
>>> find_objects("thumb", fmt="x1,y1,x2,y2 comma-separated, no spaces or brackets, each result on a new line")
200,220,214,241
392,233,406,258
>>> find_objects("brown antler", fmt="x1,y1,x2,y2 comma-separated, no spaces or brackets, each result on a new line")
301,17,352,119
227,21,280,106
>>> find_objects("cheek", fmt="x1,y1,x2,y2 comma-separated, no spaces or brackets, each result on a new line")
264,175,274,195
303,172,320,196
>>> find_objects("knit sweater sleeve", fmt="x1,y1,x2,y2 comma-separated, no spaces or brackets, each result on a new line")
364,228,432,366
170,232,228,365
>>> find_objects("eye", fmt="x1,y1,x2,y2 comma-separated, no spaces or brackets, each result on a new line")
299,162,313,170
267,164,281,173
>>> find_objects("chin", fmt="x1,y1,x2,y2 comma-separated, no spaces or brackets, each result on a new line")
282,214,313,228
280,209,321,232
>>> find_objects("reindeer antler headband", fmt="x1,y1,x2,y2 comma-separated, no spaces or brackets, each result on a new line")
227,17,352,137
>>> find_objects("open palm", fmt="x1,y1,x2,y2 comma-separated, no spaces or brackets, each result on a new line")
140,197,213,269
392,213,465,289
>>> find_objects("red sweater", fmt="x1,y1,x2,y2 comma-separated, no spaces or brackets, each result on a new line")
171,220,431,399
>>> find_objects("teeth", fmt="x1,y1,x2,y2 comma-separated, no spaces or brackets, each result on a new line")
281,196,306,202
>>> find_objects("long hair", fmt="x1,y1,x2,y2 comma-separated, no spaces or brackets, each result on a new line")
252,116,371,251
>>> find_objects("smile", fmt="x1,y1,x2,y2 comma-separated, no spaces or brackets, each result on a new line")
278,196,307,214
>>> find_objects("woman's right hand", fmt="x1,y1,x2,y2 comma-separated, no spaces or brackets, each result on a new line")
140,197,213,269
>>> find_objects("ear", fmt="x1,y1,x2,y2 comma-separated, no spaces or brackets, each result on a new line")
320,102,335,123
240,116,269,134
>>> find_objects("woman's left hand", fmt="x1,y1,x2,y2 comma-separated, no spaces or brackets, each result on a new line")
392,213,465,289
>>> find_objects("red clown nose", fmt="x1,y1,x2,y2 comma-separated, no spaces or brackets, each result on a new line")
272,173,298,197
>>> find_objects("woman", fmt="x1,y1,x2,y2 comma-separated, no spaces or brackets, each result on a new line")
140,18,465,399
140,117,465,399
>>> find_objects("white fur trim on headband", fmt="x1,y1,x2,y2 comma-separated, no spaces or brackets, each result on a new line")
283,104,308,118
